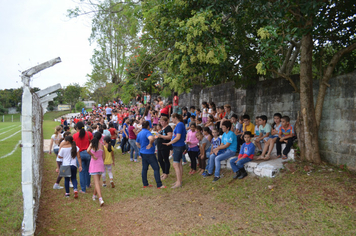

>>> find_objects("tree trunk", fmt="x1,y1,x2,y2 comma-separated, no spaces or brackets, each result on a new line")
299,33,321,164
314,42,356,127
295,111,306,160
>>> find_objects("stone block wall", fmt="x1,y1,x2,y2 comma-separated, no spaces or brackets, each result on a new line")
178,71,356,169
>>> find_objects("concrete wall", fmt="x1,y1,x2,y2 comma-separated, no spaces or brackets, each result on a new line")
179,71,356,169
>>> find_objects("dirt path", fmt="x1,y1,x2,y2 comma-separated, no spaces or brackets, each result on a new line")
36,154,244,236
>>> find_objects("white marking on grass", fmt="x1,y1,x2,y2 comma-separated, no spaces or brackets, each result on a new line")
0,127,18,136
0,140,21,159
0,125,16,131
0,130,21,142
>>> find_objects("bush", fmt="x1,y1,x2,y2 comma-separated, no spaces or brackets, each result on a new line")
0,105,7,115
75,101,85,112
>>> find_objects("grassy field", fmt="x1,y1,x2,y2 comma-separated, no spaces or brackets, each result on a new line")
0,122,22,235
0,111,68,235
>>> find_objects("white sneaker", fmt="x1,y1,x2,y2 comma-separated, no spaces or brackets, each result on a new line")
53,184,63,189
70,182,73,188
100,199,104,207
169,155,173,160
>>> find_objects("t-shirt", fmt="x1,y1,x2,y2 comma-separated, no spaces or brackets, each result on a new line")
183,112,191,124
106,107,112,115
161,106,169,115
51,134,62,150
224,110,234,119
103,145,114,165
112,115,118,123
255,125,260,136
259,124,272,136
279,124,295,137
222,130,237,152
109,128,117,139
173,96,179,106
122,123,129,138
59,146,80,167
211,137,221,149
236,123,243,133
243,122,255,135
199,137,211,151
172,122,186,147
136,128,155,154
156,125,173,150
238,142,255,159
73,131,93,152
128,126,137,139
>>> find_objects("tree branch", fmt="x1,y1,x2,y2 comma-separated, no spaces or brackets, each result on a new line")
270,68,299,93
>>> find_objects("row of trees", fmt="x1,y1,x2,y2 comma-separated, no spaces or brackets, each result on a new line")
69,0,356,163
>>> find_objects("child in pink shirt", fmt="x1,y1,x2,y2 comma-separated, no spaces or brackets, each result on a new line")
186,123,200,174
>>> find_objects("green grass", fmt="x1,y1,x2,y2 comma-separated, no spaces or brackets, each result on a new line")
35,150,356,235
0,122,22,235
0,111,70,235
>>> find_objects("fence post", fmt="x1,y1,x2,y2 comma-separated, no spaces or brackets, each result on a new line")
12,115,13,122
21,76,34,236
2,115,3,122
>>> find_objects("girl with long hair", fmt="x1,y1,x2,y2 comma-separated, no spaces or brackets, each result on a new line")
58,136,82,198
72,121,93,193
87,132,105,206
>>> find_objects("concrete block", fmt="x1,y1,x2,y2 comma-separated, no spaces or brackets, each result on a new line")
333,143,350,155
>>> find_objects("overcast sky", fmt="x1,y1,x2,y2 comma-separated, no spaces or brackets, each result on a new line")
0,0,94,90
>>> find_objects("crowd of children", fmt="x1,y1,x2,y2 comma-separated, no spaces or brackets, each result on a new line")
50,98,296,204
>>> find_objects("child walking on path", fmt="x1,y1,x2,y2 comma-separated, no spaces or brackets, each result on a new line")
87,132,105,207
50,126,63,189
58,136,82,198
102,136,115,188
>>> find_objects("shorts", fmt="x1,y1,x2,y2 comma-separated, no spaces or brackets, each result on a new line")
172,146,185,163
153,123,157,126
53,148,59,155
90,172,103,175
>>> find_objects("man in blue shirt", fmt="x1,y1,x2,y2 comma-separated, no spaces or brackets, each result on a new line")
136,121,166,189
206,120,237,182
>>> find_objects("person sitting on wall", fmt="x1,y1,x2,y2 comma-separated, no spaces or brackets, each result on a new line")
220,104,235,129
276,116,296,160
254,115,272,156
205,120,237,182
237,114,255,152
230,131,255,180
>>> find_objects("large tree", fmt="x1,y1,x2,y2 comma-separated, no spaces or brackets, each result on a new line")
253,0,356,163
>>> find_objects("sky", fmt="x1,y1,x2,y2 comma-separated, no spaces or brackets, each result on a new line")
0,0,95,90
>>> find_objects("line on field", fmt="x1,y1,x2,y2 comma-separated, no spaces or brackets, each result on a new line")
0,130,21,142
0,125,16,132
0,140,21,159
0,127,18,136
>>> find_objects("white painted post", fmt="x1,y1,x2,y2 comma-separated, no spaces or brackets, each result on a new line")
21,76,34,236
12,115,13,122
2,115,3,122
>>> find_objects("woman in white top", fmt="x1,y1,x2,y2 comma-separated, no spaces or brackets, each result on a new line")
49,126,63,190
58,135,82,198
